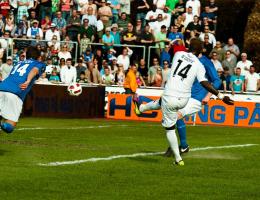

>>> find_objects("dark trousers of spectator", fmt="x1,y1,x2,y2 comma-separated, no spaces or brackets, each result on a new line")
62,11,71,21
67,30,79,42
136,13,146,28
124,88,135,94
40,6,52,21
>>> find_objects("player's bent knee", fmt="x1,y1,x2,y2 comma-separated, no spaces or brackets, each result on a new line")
1,122,15,134
165,125,176,130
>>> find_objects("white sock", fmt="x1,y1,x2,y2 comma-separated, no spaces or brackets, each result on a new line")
139,99,161,113
166,129,182,162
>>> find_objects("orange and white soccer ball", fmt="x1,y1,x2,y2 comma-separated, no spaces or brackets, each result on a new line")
67,83,82,96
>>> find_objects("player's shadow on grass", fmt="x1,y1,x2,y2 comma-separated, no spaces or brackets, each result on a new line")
0,149,9,156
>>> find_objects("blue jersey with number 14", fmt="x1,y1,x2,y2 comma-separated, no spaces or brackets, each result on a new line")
0,59,46,101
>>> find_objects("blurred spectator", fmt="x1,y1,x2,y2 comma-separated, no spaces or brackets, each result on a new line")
0,14,5,36
41,15,52,34
138,58,148,81
151,67,163,87
85,61,101,84
218,67,231,92
80,33,91,54
135,19,143,38
209,0,218,17
77,0,89,13
102,67,115,85
172,0,185,21
28,10,38,25
200,5,216,25
0,56,13,80
45,23,61,43
60,58,77,83
47,35,60,53
58,45,72,60
110,57,118,75
160,45,171,67
115,64,125,86
51,0,60,16
162,60,170,87
75,59,87,79
45,56,57,77
63,35,74,52
122,22,136,45
82,6,98,27
236,52,253,76
27,20,43,39
154,25,169,55
202,34,213,58
102,27,114,52
222,50,237,75
119,0,130,16
123,64,138,94
223,38,240,63
81,0,97,16
4,13,15,33
67,9,81,42
168,25,184,43
49,69,60,82
140,24,154,46
245,66,260,92
186,0,201,17
98,0,113,28
17,0,30,21
61,0,72,20
199,25,216,47
136,71,146,87
185,15,201,38
183,6,194,28
109,0,120,24
117,12,129,32
94,48,103,71
77,19,95,44
0,0,11,18
110,24,121,44
39,0,52,20
230,67,245,95
149,13,169,34
12,19,27,38
52,11,67,38
83,48,94,62
201,17,214,34
210,41,225,61
148,57,160,85
59,58,66,69
117,47,133,71
134,0,150,28
211,51,223,71
77,71,88,83
36,72,49,83
165,0,179,20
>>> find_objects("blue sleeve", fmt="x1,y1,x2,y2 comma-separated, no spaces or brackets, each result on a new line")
35,62,46,77
204,59,221,89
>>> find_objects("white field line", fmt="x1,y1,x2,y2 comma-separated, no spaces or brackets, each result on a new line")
38,144,258,167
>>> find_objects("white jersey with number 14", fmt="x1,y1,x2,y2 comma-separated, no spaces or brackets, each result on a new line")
163,51,207,98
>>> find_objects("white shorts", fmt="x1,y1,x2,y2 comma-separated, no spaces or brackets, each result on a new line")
161,95,189,128
178,98,202,118
0,91,23,122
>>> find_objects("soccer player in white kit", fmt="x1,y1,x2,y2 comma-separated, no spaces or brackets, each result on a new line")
159,39,233,166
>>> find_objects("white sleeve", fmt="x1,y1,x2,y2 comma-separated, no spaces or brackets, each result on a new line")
196,63,207,83
26,28,31,38
128,48,133,56
39,28,43,38
73,68,77,82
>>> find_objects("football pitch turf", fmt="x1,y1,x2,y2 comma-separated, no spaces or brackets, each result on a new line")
0,118,259,200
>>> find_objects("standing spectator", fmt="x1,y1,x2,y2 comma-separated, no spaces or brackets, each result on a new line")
81,7,98,27
185,15,201,38
81,0,97,16
115,64,125,86
117,47,133,72
39,0,52,21
200,5,216,24
102,67,115,85
28,10,38,26
199,25,216,47
75,59,87,79
41,15,52,34
218,67,231,92
0,56,13,80
60,58,77,83
138,58,148,81
148,57,160,85
51,0,60,16
67,9,81,42
122,22,137,45
117,12,129,32
245,66,260,92
17,0,30,21
236,52,253,76
60,0,72,20
186,0,200,17
58,45,72,61
162,60,170,86
210,41,225,62
230,67,245,95
119,0,130,16
52,11,67,38
78,19,95,44
160,45,171,67
0,0,11,18
102,27,114,51
27,20,43,39
140,24,154,47
85,61,101,84
211,51,223,71
134,0,150,28
202,34,213,58
222,50,237,75
151,67,163,87
110,24,121,44
154,25,169,55
123,64,138,94
98,0,113,28
223,38,240,63
109,0,120,24
183,6,194,28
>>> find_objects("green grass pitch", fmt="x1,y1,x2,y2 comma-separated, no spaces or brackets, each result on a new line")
0,118,259,200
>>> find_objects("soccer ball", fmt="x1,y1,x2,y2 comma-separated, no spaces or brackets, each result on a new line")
67,83,82,96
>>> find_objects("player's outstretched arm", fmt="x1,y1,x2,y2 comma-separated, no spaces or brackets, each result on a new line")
200,81,234,105
20,67,39,90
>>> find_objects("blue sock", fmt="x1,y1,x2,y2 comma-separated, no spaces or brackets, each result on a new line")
176,119,188,148
1,122,14,134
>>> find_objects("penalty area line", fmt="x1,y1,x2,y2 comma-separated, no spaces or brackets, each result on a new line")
38,144,258,167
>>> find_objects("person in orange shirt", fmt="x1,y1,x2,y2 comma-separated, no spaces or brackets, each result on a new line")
124,64,138,94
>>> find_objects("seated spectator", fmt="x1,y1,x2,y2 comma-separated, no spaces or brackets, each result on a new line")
154,25,170,55
222,50,237,75
162,60,170,87
185,15,201,38
140,24,154,46
28,10,38,26
134,0,150,28
236,52,253,76
109,0,120,24
45,23,61,43
80,33,91,54
49,69,61,83
117,12,129,32
102,67,115,85
135,19,143,38
149,13,169,34
58,45,72,61
83,48,94,63
52,11,67,38
186,0,201,17
60,58,77,84
36,72,49,83
41,15,52,34
27,20,43,39
218,67,231,92
245,66,260,92
223,37,240,63
75,59,87,79
202,34,213,58
148,57,161,85
200,5,216,24
81,0,97,16
115,64,125,86
45,56,58,78
230,67,245,95
151,67,163,87
85,61,101,84
110,57,118,75
48,35,60,53
201,17,215,34
77,19,95,44
122,23,137,45
63,35,74,52
117,47,133,71
136,71,146,87
183,6,194,28
59,58,66,70
211,51,223,71
168,25,184,43
160,45,171,67
77,71,88,83
11,20,27,38
138,58,148,82
82,6,98,27
98,0,112,28
0,56,13,80
210,41,225,62
199,25,216,47
67,9,81,42
4,13,15,33
110,24,121,44
60,0,71,20
94,48,104,71
107,48,116,65
175,15,185,33
102,27,114,51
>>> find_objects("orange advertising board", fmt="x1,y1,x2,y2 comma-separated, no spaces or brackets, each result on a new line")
107,94,260,128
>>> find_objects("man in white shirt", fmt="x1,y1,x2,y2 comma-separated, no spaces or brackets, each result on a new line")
183,6,194,28
26,20,43,39
117,47,133,71
236,52,253,76
81,7,97,27
186,0,201,16
199,25,216,47
0,56,13,80
211,51,223,71
60,58,77,84
45,23,61,42
245,66,260,92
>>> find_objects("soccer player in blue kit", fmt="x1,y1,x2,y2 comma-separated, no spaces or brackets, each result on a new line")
134,53,221,155
0,46,46,133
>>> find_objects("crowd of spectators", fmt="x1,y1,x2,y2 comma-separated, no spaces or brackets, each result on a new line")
0,0,259,93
